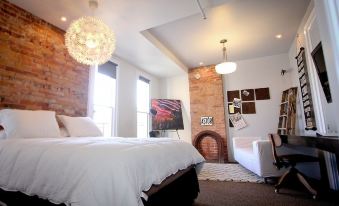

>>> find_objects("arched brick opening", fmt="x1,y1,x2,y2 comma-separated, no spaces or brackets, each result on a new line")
193,130,224,163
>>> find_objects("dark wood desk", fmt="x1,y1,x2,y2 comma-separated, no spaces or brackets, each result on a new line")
281,134,339,190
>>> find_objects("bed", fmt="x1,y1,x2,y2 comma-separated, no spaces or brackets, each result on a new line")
0,137,204,206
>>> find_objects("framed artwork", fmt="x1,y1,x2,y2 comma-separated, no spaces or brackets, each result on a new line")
228,103,241,114
227,90,240,102
200,116,213,126
255,88,270,100
242,102,256,114
229,113,247,130
151,99,184,130
241,89,255,101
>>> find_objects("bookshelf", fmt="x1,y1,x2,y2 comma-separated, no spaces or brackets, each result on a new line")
277,87,298,135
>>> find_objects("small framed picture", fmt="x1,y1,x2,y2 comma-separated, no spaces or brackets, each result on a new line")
201,116,213,126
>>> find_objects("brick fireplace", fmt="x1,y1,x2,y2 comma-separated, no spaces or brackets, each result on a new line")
193,130,225,163
189,65,228,162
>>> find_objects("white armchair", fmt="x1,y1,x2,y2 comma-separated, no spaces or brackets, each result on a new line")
233,137,286,178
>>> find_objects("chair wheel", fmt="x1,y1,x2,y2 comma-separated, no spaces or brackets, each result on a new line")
275,188,279,193
312,195,317,200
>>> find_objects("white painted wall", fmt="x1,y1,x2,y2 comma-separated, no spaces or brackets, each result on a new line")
288,1,339,135
314,0,339,134
223,54,292,161
288,1,317,135
112,56,161,137
160,74,192,143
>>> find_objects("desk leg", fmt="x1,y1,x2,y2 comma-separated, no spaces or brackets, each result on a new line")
318,150,329,189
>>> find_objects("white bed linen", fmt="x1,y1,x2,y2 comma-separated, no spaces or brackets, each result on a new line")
0,137,204,206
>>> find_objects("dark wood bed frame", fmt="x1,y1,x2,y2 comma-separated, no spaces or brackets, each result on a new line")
0,166,199,206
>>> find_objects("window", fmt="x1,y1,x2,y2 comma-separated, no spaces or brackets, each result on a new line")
93,62,117,137
137,76,150,138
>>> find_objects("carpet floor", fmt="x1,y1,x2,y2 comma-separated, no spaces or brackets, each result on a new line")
194,180,339,206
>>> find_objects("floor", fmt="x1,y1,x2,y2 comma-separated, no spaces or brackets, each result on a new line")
1,180,338,206
194,180,339,206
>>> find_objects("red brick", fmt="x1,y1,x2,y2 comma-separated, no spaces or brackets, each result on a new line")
189,65,229,162
0,0,89,116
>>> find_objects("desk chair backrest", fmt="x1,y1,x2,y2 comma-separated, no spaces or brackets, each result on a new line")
268,133,283,169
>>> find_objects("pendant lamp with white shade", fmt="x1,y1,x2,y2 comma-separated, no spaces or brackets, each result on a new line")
215,39,237,74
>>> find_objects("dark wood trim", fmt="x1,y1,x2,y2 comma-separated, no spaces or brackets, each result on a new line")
281,135,339,155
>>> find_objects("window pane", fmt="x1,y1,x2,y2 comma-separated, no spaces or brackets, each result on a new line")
137,77,150,138
137,112,149,138
93,71,116,137
137,80,150,113
94,73,116,107
93,105,114,137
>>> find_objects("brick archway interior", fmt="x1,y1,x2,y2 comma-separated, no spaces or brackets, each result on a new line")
193,130,224,163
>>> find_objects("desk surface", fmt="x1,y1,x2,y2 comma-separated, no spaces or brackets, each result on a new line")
281,135,339,155
281,134,339,190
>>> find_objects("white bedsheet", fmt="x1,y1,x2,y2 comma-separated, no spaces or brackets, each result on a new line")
0,137,204,206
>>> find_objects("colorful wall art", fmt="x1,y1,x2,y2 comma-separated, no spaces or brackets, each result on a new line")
151,99,184,130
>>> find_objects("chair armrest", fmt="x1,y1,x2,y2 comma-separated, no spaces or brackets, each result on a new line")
252,140,275,166
233,137,262,149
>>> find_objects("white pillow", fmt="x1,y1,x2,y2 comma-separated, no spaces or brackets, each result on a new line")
0,130,5,140
60,127,70,137
58,115,102,137
0,109,60,139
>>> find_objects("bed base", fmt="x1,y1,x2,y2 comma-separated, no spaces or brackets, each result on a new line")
0,167,199,206
142,167,200,206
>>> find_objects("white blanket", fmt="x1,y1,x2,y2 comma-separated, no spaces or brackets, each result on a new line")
0,137,204,206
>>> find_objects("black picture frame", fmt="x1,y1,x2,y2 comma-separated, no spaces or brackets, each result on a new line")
311,42,332,103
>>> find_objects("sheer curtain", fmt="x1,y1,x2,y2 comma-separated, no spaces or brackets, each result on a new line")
87,62,117,136
87,65,98,118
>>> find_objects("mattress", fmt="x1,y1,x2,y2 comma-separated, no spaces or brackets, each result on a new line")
0,137,204,206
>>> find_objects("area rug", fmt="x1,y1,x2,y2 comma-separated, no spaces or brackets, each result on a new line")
198,163,264,183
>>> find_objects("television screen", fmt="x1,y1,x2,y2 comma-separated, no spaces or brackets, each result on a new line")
311,42,332,103
151,99,184,130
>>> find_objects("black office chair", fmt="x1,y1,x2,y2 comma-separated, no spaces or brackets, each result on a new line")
268,134,319,199
149,130,160,137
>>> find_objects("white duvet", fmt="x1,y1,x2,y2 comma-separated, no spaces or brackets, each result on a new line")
0,137,204,206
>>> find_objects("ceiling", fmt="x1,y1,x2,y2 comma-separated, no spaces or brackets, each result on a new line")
149,0,310,68
9,0,310,78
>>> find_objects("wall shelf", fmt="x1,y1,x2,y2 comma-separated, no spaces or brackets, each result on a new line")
295,47,317,131
277,87,298,135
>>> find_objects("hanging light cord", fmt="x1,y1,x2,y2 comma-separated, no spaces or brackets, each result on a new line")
220,39,228,62
196,0,207,19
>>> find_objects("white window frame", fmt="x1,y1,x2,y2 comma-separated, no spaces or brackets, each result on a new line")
87,63,117,137
137,76,150,138
303,9,326,134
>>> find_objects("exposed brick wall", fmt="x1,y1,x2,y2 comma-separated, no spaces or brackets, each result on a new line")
189,65,228,162
0,0,89,116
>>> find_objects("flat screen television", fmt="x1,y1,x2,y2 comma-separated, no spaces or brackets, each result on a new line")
311,42,332,103
150,99,184,130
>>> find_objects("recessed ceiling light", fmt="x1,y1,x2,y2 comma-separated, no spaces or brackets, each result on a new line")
275,34,282,39
199,62,204,66
61,16,67,22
